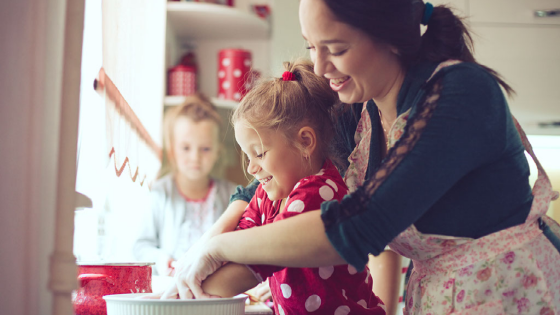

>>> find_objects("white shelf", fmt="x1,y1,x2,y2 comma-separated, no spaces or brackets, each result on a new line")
164,95,239,110
166,2,270,41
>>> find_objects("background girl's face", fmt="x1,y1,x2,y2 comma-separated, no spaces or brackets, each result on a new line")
172,116,220,182
234,122,308,201
299,0,403,104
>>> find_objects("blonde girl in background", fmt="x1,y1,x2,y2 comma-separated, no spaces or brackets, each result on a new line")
133,93,236,276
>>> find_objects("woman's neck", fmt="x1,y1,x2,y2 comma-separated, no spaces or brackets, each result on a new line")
175,174,212,201
373,68,406,127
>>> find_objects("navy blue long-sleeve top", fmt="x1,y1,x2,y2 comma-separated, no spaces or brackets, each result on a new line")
231,61,533,270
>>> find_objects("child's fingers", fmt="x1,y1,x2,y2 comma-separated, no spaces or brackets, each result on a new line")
137,292,164,299
189,280,212,300
177,281,195,300
160,283,179,300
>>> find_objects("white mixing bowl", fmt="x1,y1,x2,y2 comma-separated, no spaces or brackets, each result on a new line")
104,293,247,315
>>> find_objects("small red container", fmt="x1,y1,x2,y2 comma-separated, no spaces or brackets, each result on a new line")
218,48,252,101
73,262,154,315
168,65,197,96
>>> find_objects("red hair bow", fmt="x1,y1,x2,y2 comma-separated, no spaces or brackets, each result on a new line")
282,71,297,81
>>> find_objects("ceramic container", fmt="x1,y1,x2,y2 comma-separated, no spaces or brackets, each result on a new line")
104,293,248,315
217,48,252,101
73,262,154,315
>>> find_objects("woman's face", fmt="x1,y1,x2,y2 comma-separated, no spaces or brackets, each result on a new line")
299,0,403,104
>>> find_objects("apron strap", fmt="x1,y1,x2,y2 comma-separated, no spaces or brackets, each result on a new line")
511,116,549,179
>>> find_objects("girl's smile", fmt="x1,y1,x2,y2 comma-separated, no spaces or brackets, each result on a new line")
234,121,311,201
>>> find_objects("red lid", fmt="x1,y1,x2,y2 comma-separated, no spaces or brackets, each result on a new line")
219,48,251,58
169,64,197,72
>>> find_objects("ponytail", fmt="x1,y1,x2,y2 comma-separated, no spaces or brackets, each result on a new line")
420,5,514,95
321,0,515,96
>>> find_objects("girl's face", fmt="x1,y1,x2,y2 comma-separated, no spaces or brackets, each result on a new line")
172,116,220,182
299,0,403,104
234,122,309,201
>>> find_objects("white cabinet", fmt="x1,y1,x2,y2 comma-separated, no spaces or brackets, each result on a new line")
430,0,560,135
163,2,271,109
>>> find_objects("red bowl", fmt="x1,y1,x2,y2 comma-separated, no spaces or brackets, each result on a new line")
73,262,154,315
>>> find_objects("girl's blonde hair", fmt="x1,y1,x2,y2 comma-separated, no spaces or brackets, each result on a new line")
162,93,222,175
232,59,340,166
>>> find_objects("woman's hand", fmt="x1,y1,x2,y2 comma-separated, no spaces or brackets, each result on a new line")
160,239,225,300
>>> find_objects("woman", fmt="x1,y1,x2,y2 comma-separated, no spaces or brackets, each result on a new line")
166,0,560,314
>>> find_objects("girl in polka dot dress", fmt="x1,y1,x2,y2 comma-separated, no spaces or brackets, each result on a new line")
200,59,386,315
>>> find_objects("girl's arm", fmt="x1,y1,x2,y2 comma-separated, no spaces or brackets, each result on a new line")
368,251,402,315
201,263,259,298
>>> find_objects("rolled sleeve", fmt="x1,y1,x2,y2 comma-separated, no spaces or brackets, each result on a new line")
229,179,259,204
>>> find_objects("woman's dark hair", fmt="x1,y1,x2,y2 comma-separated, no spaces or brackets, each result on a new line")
321,0,514,95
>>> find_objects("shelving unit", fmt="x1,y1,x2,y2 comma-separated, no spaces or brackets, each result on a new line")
164,2,271,109
166,2,270,41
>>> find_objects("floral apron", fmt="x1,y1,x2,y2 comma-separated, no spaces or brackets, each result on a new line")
346,60,560,315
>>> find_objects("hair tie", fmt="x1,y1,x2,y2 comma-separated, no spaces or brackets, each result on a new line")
421,2,434,25
282,71,297,81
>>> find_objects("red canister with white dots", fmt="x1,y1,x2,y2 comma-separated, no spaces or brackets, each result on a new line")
168,65,197,96
218,49,252,101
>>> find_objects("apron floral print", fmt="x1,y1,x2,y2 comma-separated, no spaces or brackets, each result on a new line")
345,103,373,193
346,60,560,314
387,61,560,315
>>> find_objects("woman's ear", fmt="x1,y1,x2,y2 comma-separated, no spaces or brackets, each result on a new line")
297,126,317,158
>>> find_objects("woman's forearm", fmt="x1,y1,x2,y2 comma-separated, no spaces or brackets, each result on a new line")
209,210,346,268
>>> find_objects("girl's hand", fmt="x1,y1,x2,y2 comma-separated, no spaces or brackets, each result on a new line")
254,279,272,302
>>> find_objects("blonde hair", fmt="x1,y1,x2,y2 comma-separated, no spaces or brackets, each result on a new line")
162,93,222,175
232,59,340,169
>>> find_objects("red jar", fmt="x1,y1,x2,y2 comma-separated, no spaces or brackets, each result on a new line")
73,262,154,315
168,65,197,96
218,48,252,101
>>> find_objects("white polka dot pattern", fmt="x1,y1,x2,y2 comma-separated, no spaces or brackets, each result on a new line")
348,265,357,275
287,199,305,212
280,283,292,298
222,58,231,66
246,218,255,223
357,299,367,308
326,179,338,192
261,213,265,224
334,305,351,315
218,70,225,78
319,185,334,201
316,169,324,176
305,295,321,312
233,69,242,77
278,304,285,315
318,266,334,279
222,81,231,89
234,92,241,100
257,198,262,208
244,59,252,67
